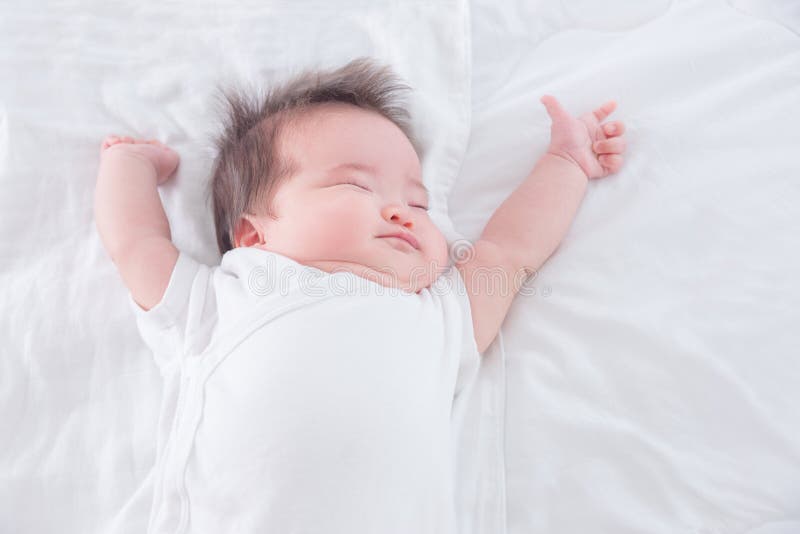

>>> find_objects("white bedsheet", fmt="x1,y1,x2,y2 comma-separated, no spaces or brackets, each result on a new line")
451,0,800,532
3,0,799,532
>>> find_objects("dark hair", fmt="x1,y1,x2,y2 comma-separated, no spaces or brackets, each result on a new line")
206,57,423,256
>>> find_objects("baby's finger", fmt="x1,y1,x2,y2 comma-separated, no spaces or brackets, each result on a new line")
592,100,617,122
540,95,572,123
603,121,625,137
599,154,623,173
593,137,626,154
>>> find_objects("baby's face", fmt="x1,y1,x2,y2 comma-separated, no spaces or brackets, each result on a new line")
244,103,449,293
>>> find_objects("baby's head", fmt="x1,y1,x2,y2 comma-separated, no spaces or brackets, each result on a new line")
208,57,449,294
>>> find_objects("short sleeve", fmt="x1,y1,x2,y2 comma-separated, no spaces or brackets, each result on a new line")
127,250,217,373
435,264,481,399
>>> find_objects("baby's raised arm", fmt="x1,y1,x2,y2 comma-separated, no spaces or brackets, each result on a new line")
457,96,627,353
94,137,181,311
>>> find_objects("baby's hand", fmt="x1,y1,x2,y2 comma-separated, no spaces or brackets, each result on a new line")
540,95,626,179
99,136,180,185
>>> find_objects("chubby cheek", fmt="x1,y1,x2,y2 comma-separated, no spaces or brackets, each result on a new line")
300,196,373,252
421,224,449,268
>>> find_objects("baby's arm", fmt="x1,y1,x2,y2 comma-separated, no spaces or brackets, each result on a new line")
94,136,181,311
456,96,627,353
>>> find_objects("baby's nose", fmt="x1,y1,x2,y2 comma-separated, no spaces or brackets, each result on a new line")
381,204,414,228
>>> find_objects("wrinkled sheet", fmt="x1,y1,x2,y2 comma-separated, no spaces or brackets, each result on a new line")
450,0,800,532
0,1,488,532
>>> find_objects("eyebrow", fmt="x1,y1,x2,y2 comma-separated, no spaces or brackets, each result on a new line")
327,162,429,194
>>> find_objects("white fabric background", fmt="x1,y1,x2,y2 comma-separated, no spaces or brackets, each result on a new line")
451,0,800,532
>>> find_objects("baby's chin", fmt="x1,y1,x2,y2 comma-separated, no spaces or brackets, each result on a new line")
374,257,452,293
298,255,446,294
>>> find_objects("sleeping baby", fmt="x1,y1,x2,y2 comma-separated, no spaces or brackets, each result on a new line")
94,57,625,533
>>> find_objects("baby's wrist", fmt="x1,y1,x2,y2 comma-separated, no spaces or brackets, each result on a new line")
543,150,589,181
101,146,159,176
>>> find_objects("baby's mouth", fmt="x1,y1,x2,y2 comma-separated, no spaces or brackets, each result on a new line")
380,236,418,252
376,231,420,250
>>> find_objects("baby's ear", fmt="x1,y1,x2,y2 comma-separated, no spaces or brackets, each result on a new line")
233,214,266,248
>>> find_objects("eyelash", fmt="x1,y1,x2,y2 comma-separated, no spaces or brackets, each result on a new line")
341,180,371,191
340,181,429,211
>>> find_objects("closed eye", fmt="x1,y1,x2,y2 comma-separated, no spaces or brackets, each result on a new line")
340,181,428,210
340,180,371,191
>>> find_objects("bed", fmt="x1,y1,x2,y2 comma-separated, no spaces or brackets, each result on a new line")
2,0,798,532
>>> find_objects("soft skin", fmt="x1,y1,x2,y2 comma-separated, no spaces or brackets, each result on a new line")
233,103,450,294
94,95,626,353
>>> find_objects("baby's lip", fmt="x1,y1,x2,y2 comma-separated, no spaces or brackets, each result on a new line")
377,231,420,250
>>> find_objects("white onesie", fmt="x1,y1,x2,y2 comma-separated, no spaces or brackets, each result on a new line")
129,246,481,534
